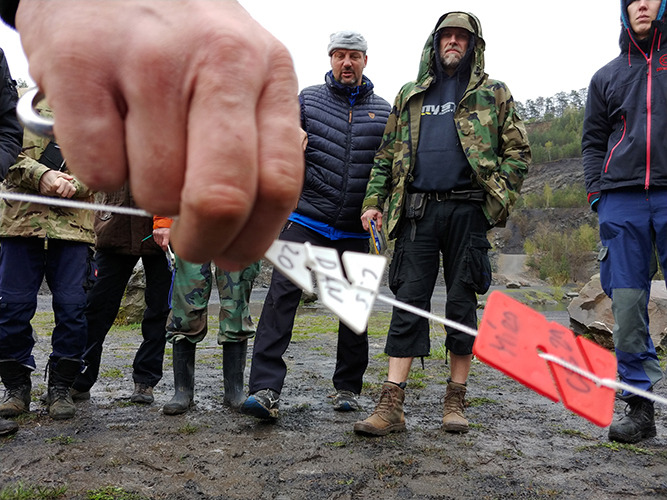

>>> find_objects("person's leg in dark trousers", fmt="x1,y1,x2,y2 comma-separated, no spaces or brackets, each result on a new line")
440,202,490,355
46,239,90,362
247,222,309,395
132,253,171,388
72,251,137,392
44,240,90,419
331,237,369,395
0,237,44,368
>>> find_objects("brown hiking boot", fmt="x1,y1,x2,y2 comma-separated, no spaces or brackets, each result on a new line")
353,382,405,436
47,358,81,420
442,380,469,433
0,360,32,417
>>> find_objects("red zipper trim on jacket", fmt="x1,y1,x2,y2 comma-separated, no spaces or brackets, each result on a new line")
605,115,626,173
646,40,653,189
627,28,657,189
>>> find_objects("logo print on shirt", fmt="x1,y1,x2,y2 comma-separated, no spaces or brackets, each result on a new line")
421,102,456,116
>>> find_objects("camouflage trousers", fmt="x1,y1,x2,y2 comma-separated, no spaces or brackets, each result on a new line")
166,256,261,345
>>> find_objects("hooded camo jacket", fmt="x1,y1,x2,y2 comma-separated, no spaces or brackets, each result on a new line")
362,12,531,238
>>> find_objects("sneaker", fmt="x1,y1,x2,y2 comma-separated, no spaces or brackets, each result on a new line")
333,390,360,411
241,389,279,419
130,383,154,404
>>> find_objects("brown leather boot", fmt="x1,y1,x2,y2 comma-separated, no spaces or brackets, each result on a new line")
0,360,32,417
442,380,469,433
353,382,405,436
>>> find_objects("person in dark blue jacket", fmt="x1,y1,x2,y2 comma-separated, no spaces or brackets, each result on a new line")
0,47,22,437
0,49,22,181
242,31,390,419
582,0,667,444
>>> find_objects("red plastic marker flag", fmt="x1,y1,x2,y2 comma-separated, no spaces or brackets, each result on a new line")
474,291,617,427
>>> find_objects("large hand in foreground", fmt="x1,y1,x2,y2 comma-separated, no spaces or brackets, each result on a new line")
15,0,303,268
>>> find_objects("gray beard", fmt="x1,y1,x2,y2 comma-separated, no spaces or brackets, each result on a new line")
440,52,461,71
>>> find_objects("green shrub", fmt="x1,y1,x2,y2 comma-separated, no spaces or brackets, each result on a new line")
525,223,598,284
518,183,587,209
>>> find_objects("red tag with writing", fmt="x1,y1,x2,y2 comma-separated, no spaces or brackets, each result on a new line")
473,291,617,427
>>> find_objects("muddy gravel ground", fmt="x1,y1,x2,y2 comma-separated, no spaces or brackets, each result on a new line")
1,296,666,500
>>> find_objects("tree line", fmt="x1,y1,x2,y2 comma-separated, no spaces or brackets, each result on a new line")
515,88,588,165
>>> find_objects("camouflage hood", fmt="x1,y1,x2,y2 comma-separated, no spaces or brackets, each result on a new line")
415,12,486,93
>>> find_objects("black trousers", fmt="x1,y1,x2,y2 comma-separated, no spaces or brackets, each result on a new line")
386,199,491,358
247,221,369,395
73,250,171,391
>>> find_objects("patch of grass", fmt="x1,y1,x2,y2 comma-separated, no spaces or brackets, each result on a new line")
325,440,347,448
496,448,523,459
466,397,497,408
374,461,403,482
177,423,199,435
367,312,391,337
0,482,67,500
113,401,136,408
407,370,428,389
30,312,56,337
430,343,448,360
361,380,382,392
30,384,47,402
14,412,37,425
559,428,595,440
100,367,123,379
290,403,311,412
577,441,655,455
86,486,148,500
44,434,76,445
291,311,392,340
292,314,338,340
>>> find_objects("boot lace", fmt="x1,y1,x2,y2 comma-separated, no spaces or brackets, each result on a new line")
3,387,21,402
444,388,465,418
49,385,70,403
374,385,397,416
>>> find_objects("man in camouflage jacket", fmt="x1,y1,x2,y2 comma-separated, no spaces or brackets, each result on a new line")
355,12,530,437
0,103,95,423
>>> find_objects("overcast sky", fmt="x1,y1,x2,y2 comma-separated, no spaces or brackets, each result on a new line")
0,1,623,104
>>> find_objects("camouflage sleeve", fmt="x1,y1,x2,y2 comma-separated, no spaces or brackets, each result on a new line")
5,153,50,193
5,153,93,199
498,94,531,194
362,103,398,214
69,175,94,199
